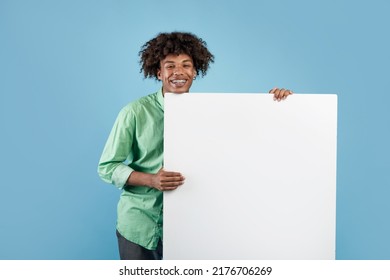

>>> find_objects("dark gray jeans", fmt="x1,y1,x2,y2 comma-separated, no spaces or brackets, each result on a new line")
116,230,162,260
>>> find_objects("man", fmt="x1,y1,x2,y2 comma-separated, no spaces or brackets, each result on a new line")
98,32,292,260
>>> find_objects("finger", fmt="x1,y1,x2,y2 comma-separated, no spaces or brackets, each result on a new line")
273,88,284,101
156,185,178,191
161,170,183,177
279,88,287,100
160,185,180,191
269,87,278,94
161,174,185,182
159,180,184,191
161,180,184,187
281,89,293,100
270,88,279,101
154,180,183,191
160,174,184,182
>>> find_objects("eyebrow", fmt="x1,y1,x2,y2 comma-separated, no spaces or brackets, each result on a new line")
163,59,193,64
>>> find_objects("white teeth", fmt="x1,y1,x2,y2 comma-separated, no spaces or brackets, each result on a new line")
172,80,186,83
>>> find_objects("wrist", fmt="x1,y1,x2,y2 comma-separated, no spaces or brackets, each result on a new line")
127,171,155,188
147,173,156,188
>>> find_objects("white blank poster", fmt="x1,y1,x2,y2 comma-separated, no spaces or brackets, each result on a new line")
163,93,337,260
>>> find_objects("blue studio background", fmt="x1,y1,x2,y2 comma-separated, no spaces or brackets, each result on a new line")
1,0,389,259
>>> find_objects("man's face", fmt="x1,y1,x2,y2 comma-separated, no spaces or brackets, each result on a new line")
157,53,196,95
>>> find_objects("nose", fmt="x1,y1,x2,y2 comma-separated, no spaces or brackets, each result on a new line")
173,66,183,75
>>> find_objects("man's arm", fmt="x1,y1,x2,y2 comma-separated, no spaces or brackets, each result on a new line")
98,107,136,188
98,107,185,191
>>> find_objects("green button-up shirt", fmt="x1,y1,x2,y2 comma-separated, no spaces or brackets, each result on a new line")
98,89,164,250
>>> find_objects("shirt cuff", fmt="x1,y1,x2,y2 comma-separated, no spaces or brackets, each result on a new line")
112,164,134,188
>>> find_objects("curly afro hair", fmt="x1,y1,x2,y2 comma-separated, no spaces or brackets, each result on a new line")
139,32,214,80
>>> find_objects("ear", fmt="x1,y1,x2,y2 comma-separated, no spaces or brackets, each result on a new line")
157,69,161,80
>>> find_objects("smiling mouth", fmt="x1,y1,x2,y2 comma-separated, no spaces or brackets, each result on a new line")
170,79,187,86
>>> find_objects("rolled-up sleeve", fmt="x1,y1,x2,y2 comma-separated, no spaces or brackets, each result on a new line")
98,107,135,188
